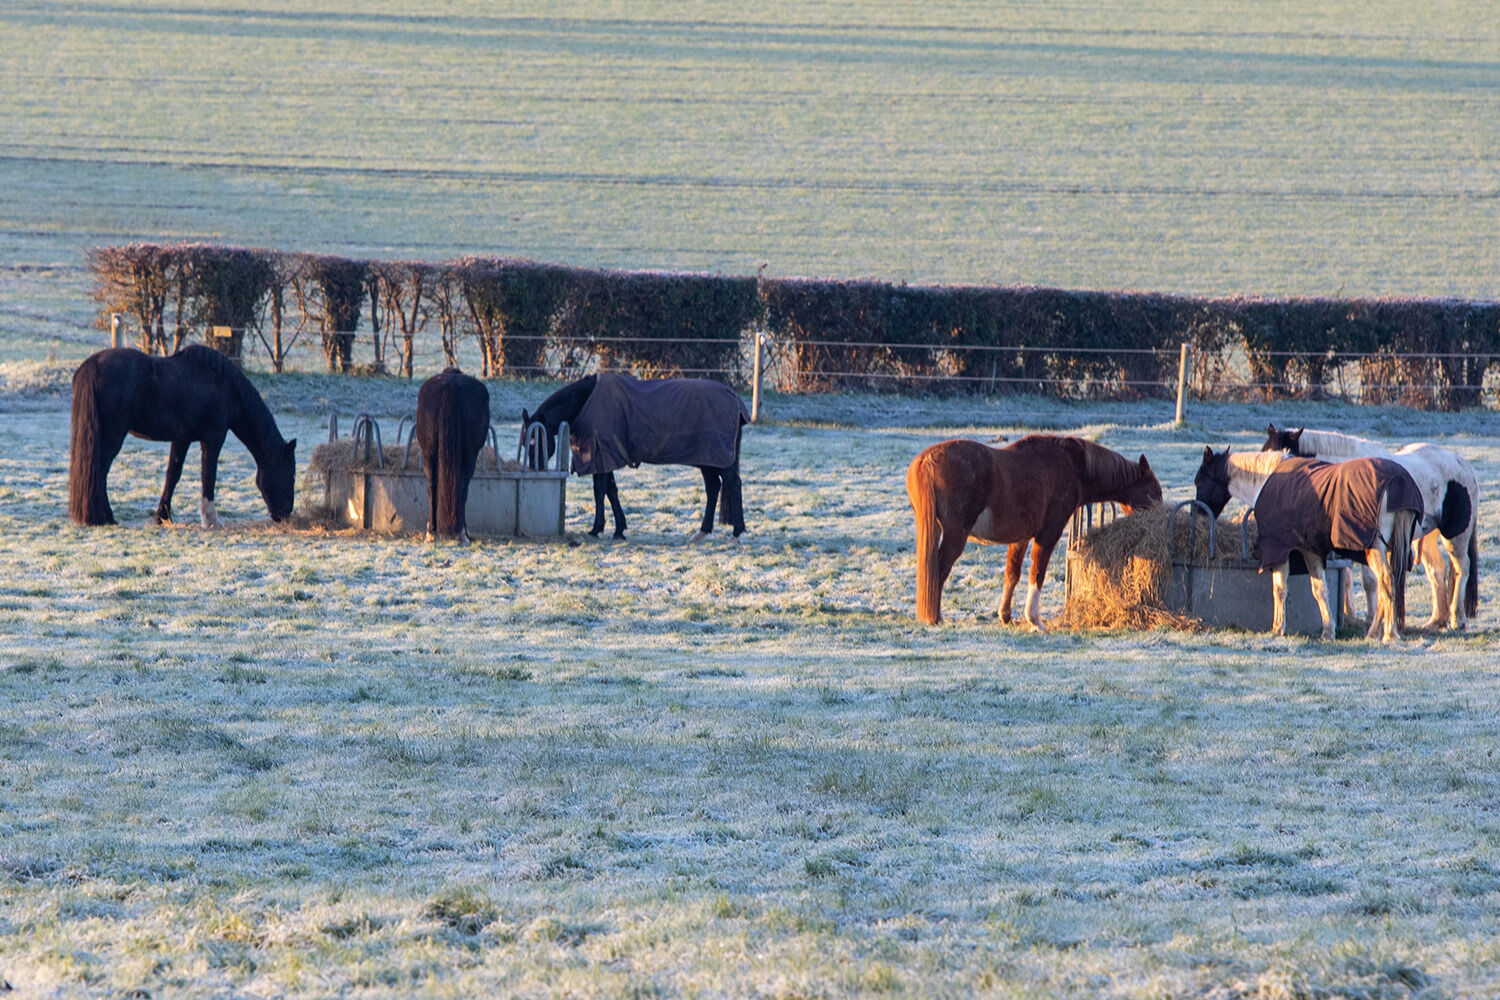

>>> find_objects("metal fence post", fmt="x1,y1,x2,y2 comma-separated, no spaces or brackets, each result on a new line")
751,330,764,423
110,313,121,349
1174,342,1191,427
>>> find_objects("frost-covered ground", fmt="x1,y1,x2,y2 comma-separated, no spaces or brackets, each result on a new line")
2,362,1499,998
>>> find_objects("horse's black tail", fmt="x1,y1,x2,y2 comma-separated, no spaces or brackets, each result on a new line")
432,393,467,537
67,358,114,525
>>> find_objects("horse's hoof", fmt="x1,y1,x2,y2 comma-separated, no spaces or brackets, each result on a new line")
687,530,708,544
425,531,436,543
457,531,470,546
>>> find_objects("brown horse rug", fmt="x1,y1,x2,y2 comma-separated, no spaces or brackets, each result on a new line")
570,373,750,476
1254,456,1424,570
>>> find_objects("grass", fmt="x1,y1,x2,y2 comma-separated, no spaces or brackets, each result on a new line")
0,358,1498,996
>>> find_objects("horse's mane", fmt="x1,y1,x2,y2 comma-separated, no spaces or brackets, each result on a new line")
533,374,596,424
1074,437,1148,491
1291,428,1388,458
1226,449,1288,477
180,345,287,456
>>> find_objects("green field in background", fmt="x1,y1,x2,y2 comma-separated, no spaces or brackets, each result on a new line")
1,0,1496,339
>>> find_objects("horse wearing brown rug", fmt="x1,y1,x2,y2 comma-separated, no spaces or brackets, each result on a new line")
1195,447,1422,642
522,373,749,541
906,435,1161,627
415,368,490,544
68,346,297,526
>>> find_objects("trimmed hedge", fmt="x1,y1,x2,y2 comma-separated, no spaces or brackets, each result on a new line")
89,244,1500,410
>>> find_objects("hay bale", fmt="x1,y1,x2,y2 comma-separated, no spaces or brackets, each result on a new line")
1058,505,1257,631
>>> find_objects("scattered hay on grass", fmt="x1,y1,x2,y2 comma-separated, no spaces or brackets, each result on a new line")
1058,504,1257,631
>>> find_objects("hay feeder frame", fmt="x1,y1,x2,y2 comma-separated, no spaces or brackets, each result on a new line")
312,413,569,538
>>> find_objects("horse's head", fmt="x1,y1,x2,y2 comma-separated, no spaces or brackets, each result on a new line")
522,376,594,471
520,407,556,470
1117,454,1163,513
257,438,297,522
1262,423,1306,456
1193,445,1232,518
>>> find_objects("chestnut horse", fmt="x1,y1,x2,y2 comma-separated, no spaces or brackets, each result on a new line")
906,435,1161,626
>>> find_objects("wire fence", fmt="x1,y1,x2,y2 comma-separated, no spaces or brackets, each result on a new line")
106,317,1500,412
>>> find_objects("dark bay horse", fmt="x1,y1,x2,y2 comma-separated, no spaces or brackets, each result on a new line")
522,373,750,541
906,435,1161,626
414,368,490,544
69,346,297,526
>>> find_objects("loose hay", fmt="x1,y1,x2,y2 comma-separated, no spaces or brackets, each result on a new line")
1058,504,1258,631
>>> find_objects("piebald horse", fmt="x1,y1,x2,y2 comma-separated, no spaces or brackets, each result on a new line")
1194,447,1421,642
1262,425,1478,630
906,434,1161,627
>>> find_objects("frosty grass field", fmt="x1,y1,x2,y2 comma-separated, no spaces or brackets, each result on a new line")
4,0,1500,996
2,353,1500,998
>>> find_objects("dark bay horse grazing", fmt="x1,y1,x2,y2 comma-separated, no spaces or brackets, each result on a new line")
414,368,491,544
522,373,750,541
1262,424,1478,630
69,346,296,526
1195,447,1422,642
906,435,1161,627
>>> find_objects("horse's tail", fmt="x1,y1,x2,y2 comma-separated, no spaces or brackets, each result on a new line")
1466,518,1480,620
907,454,944,625
67,359,113,525
431,394,467,537
1388,506,1417,630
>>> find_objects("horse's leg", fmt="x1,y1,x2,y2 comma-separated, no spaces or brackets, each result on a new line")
454,455,476,546
720,460,746,537
155,440,189,525
691,466,721,542
1304,551,1333,640
198,436,226,528
424,464,439,542
1360,565,1377,623
1416,532,1448,628
1366,545,1396,641
603,472,627,539
1270,562,1289,636
589,474,607,537
999,542,1025,624
1021,531,1065,631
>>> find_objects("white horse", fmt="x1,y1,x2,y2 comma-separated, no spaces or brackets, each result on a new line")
1263,425,1479,631
1194,447,1421,642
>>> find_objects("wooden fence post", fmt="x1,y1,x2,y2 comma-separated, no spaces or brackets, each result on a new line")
751,330,764,423
1174,342,1191,427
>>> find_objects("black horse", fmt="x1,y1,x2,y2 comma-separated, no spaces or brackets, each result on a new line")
522,373,749,540
68,346,297,526
414,368,490,544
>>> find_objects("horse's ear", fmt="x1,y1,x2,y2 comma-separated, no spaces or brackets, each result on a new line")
284,438,296,458
521,408,531,426
1266,422,1277,436
1203,446,1213,462
1138,454,1151,472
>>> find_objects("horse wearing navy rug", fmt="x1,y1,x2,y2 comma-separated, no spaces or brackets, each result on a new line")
415,368,490,544
1195,447,1422,642
522,373,749,540
68,346,297,526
